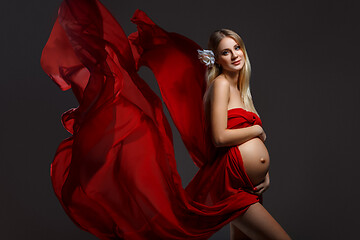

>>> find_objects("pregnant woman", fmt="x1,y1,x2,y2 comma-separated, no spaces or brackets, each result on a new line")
198,29,291,239
41,0,291,239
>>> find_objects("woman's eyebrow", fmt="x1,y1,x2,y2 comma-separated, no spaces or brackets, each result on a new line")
220,44,239,52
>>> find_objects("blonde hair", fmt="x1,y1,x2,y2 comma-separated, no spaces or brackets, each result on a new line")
203,29,259,116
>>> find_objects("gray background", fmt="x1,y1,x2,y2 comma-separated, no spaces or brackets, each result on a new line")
1,0,359,239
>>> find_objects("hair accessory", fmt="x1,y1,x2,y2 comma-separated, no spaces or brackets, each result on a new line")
197,49,215,67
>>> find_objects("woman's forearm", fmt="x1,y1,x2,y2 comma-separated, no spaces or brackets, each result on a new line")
213,125,261,147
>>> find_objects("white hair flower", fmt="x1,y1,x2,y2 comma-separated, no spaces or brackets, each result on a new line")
197,49,215,67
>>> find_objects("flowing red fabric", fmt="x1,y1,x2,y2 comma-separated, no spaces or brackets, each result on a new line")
40,0,263,239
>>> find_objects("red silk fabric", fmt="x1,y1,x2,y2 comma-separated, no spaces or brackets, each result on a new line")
41,0,262,239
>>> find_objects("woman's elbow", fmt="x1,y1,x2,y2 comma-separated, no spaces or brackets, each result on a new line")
212,135,224,147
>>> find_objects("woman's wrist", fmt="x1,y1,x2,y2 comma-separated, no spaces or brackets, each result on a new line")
251,125,262,138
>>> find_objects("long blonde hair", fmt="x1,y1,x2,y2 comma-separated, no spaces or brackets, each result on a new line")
203,29,259,116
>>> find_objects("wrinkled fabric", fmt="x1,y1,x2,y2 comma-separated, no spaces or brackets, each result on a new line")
41,0,263,239
186,108,263,206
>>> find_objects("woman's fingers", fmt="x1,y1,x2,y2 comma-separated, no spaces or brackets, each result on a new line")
257,187,266,194
249,187,262,196
253,183,264,191
251,181,269,195
248,179,270,195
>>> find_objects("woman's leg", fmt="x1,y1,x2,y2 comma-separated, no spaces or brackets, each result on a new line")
230,222,250,240
231,202,291,240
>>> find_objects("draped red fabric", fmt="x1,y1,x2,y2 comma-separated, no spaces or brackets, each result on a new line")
41,0,262,239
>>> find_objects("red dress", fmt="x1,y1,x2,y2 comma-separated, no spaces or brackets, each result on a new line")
40,0,263,239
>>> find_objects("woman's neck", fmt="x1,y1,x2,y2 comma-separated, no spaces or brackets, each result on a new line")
222,69,239,87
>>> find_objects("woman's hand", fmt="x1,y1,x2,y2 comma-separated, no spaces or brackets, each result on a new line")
259,129,266,142
251,172,270,195
252,125,266,142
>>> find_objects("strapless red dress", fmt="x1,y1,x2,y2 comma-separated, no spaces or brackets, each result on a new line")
41,0,263,239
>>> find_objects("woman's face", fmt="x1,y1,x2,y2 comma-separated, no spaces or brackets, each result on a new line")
215,37,245,72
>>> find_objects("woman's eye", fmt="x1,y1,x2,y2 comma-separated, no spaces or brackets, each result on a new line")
235,45,240,50
222,51,228,55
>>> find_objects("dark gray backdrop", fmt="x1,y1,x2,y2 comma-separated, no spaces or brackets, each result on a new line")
1,0,359,239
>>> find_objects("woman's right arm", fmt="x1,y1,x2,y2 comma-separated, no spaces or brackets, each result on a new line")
210,78,263,147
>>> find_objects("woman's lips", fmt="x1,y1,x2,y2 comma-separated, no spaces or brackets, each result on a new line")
232,60,241,65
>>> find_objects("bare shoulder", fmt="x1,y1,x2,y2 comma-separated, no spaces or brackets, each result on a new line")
208,75,230,111
213,75,229,85
212,75,230,94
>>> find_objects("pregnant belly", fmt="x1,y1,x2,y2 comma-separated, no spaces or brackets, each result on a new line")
237,137,270,186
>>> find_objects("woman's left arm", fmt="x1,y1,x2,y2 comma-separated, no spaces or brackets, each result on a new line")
252,171,270,195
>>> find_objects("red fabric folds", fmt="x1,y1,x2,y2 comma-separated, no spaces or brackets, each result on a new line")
41,0,262,239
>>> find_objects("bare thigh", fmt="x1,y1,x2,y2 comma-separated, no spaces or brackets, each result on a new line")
231,202,291,240
230,222,250,240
